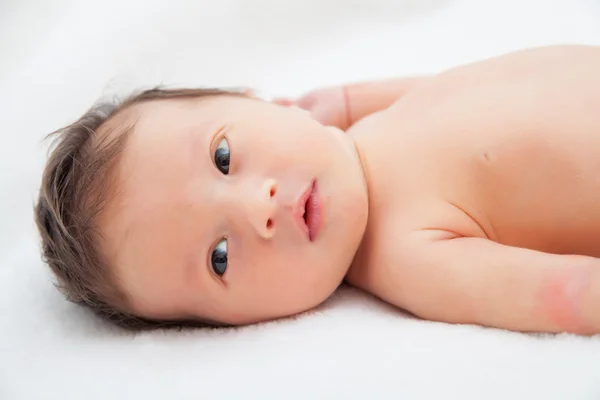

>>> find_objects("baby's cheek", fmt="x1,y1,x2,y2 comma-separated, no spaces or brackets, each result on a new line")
537,262,595,334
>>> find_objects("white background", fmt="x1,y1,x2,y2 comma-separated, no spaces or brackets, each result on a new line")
2,0,600,399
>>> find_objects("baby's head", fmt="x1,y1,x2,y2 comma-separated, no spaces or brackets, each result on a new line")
34,88,369,329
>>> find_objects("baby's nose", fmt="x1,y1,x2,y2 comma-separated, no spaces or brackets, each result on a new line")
246,178,278,239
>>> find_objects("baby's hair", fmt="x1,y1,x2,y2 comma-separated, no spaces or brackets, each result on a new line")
34,87,246,330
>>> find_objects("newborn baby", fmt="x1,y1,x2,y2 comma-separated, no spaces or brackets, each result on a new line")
35,45,600,334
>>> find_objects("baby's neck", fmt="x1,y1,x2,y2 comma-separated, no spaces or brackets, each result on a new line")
344,131,373,279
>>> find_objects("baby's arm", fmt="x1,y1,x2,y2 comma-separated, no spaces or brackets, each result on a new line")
279,76,428,130
387,231,600,334
341,77,427,127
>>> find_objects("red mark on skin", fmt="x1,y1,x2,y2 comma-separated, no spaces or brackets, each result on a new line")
538,264,595,334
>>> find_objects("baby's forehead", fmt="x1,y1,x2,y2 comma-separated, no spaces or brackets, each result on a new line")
126,95,274,147
108,93,267,184
110,96,236,196
100,98,226,277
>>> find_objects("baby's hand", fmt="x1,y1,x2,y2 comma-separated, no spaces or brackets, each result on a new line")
274,87,351,130
273,76,426,131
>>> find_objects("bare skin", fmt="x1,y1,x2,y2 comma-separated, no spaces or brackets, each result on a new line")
340,45,600,335
103,44,600,334
100,95,368,325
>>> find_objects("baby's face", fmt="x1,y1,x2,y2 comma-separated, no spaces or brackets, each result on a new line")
100,95,369,325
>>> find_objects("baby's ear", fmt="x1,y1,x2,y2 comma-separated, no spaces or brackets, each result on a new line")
271,96,313,116
242,88,280,103
272,97,295,106
241,88,254,96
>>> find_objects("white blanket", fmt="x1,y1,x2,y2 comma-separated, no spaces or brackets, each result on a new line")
2,0,600,398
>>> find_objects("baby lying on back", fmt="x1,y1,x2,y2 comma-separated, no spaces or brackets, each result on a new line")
36,45,600,334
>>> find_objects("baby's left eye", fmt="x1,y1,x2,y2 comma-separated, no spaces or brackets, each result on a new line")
214,137,230,175
211,238,228,277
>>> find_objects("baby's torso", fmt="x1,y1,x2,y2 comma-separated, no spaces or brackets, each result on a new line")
347,46,600,288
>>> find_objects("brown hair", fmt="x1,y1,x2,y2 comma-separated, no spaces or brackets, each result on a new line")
34,87,246,330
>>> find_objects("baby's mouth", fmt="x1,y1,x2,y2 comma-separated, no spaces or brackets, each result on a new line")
303,207,308,224
295,180,322,242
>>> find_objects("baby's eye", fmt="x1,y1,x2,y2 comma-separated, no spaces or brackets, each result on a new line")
211,238,228,277
214,137,230,175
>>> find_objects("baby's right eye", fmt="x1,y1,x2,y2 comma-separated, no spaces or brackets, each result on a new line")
214,137,230,175
211,238,228,277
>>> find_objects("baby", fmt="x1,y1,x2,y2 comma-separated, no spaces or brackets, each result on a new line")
35,45,600,335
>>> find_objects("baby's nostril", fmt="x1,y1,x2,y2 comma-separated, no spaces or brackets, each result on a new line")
266,218,273,229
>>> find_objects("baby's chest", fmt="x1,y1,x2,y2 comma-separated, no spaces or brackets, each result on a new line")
352,103,600,257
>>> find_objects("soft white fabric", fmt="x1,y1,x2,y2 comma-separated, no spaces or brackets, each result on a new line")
2,0,600,398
